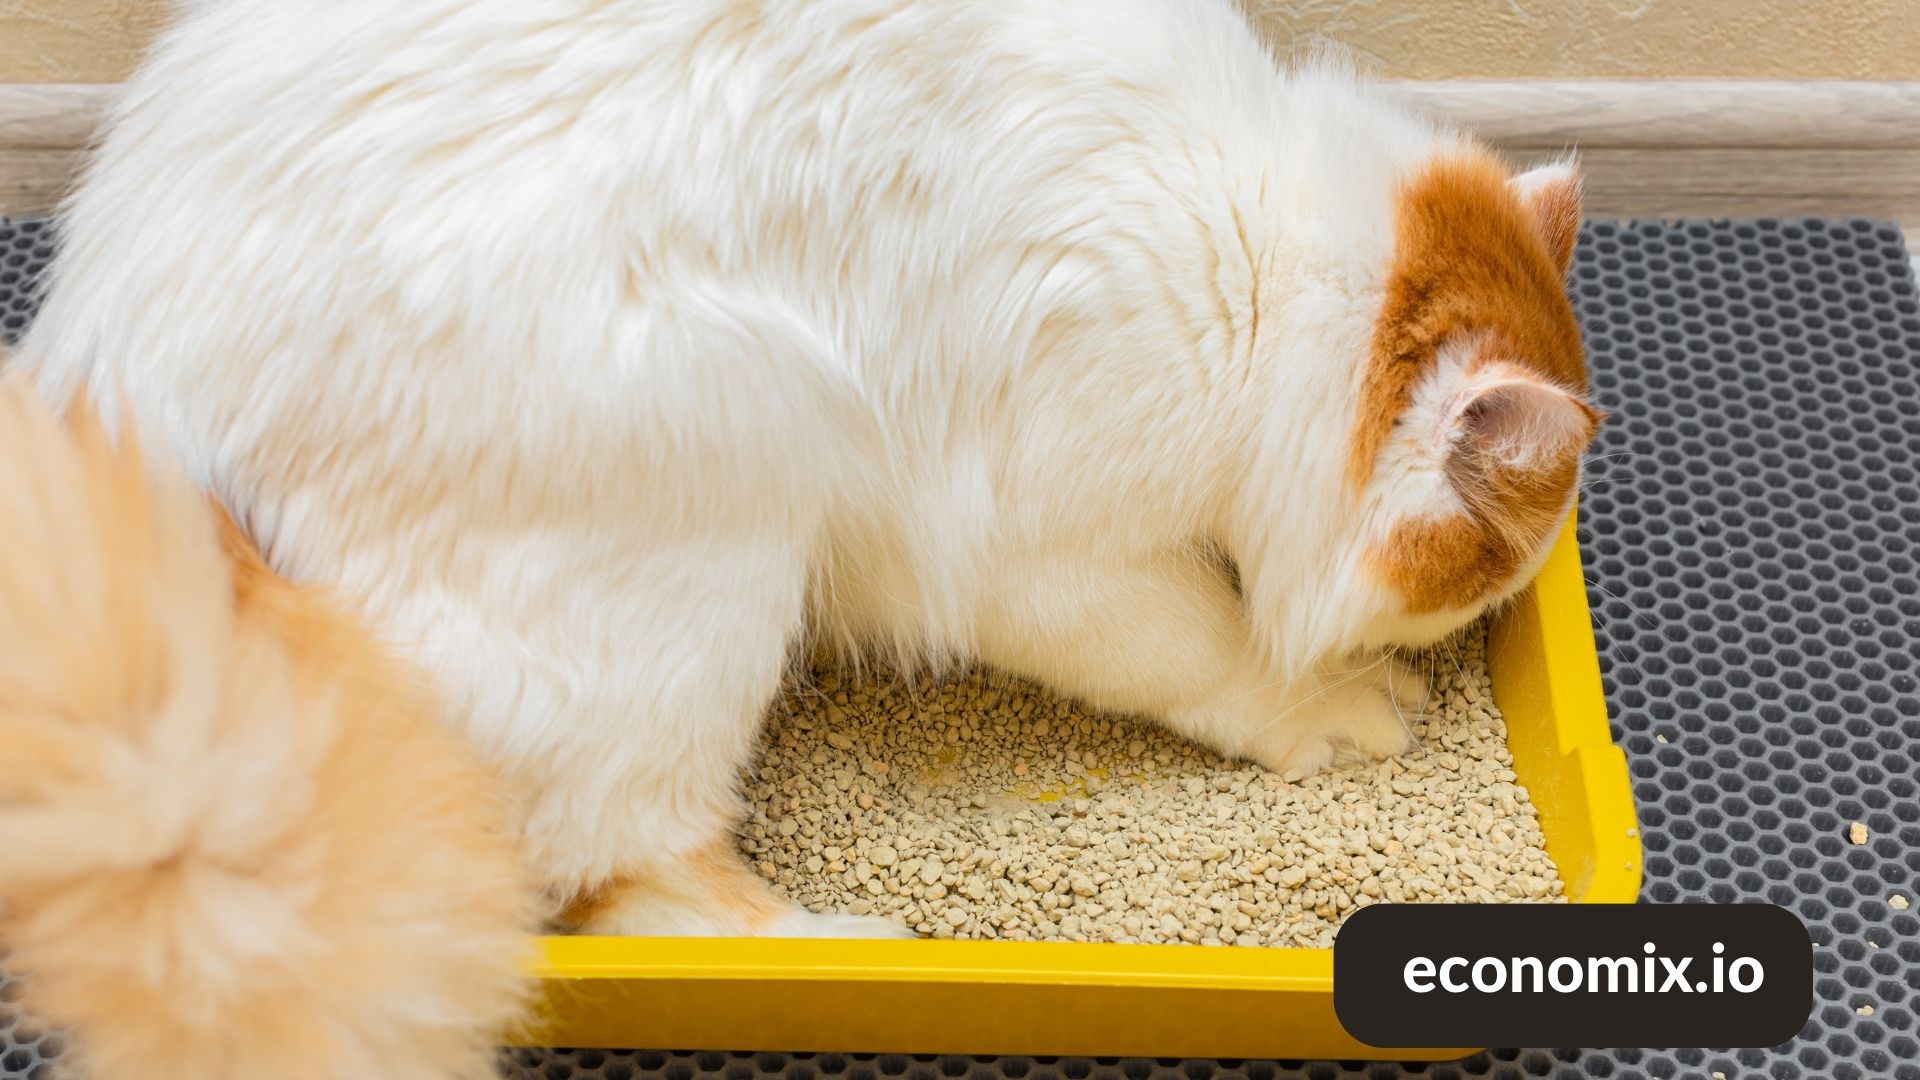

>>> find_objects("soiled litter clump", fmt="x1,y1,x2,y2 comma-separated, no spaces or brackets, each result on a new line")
741,621,1562,946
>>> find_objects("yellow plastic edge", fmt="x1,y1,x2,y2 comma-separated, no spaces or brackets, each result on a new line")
1489,504,1643,906
513,505,1639,1059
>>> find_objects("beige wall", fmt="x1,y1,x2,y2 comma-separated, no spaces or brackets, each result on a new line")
1239,0,1920,80
1,0,1917,83
0,0,168,82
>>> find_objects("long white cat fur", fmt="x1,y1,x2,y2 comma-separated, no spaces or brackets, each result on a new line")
18,0,1597,938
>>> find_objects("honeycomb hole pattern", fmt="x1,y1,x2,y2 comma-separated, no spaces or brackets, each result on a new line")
0,219,52,346
0,945,61,1080
1,217,1917,1080
1567,218,1920,1080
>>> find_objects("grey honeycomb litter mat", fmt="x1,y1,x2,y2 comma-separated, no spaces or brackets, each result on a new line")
2,215,1918,1080
0,219,51,345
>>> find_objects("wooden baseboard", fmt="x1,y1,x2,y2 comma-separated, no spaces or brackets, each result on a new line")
0,83,104,215
3,80,1919,222
1393,81,1920,222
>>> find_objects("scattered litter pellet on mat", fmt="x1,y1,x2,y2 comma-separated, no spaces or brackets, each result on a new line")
1892,894,1911,912
1857,1004,1876,1017
741,620,1562,945
1849,822,1869,845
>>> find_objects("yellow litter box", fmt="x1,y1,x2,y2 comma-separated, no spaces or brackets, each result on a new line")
516,507,1641,1060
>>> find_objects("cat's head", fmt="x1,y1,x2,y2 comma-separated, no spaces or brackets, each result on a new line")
1347,153,1599,649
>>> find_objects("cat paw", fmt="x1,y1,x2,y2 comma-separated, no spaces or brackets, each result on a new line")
1245,663,1421,775
1375,656,1434,714
1332,678,1419,764
765,908,917,940
1243,721,1341,777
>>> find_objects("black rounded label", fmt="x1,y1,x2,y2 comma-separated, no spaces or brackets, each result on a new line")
1332,903,1813,1048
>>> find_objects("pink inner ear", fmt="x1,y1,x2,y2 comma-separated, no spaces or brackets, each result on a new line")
1458,378,1598,467
1510,163,1582,275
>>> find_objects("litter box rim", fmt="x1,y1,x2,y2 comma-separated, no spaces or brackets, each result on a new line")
515,505,1640,1060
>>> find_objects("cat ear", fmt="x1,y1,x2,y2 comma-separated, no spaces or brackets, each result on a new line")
1509,162,1582,276
1450,373,1602,473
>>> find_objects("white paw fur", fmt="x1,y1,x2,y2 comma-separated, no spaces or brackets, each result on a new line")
1240,658,1426,776
764,909,919,941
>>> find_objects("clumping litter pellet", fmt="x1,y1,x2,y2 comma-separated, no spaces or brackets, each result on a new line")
742,620,1562,946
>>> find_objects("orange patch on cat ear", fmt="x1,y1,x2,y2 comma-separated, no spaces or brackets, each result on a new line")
1370,366,1595,615
1510,161,1583,277
1348,150,1587,492
1353,153,1595,614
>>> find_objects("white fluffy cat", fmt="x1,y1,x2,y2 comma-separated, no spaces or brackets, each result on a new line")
19,0,1597,940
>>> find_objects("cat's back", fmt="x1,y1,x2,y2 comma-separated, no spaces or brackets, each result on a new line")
26,0,1272,376
21,0,1284,550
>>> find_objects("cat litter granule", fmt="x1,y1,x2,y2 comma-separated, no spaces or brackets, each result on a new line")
740,620,1562,946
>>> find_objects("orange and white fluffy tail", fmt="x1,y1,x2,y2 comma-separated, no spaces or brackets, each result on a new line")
0,372,535,1080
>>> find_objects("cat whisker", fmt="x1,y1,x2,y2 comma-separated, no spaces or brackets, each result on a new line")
1247,660,1381,742
1578,575,1664,688
1442,635,1469,687
1380,655,1422,747
1210,655,1384,710
1581,450,1651,466
1582,574,1662,637
1575,475,1643,494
